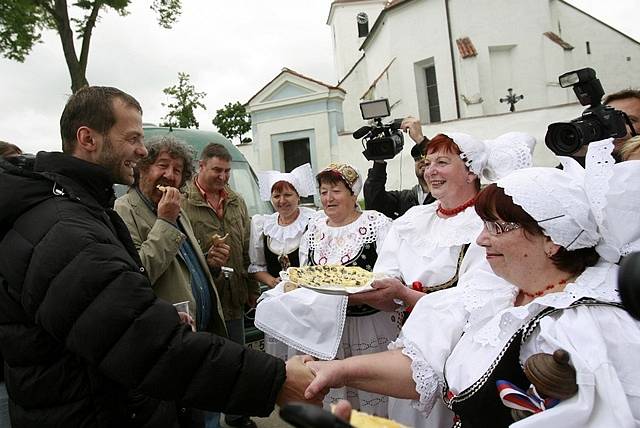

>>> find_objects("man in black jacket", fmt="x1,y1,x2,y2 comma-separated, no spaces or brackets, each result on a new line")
363,116,434,219
0,86,316,427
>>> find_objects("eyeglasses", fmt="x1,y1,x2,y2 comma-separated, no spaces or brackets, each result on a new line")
483,220,521,235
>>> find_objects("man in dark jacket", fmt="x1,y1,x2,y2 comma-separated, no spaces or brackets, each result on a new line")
0,86,316,427
363,116,434,219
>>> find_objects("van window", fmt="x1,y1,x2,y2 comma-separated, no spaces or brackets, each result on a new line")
229,161,272,217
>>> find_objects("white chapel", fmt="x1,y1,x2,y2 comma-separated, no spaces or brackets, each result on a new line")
239,0,640,191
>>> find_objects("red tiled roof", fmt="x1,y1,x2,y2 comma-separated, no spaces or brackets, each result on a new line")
246,67,344,105
543,31,574,50
456,37,477,58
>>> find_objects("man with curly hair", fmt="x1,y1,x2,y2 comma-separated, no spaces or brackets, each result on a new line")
115,135,228,337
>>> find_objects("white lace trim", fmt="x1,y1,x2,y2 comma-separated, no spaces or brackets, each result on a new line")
585,140,615,226
469,262,617,348
254,295,349,360
306,211,390,264
393,204,482,247
389,337,440,415
262,207,316,243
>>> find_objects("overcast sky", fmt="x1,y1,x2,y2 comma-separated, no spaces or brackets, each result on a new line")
0,0,637,154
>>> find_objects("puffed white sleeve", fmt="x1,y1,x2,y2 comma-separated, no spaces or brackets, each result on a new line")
373,221,403,279
388,286,469,415
372,211,392,250
248,214,267,273
514,305,640,427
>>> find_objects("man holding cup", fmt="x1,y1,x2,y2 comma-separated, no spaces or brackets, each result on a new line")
115,135,228,337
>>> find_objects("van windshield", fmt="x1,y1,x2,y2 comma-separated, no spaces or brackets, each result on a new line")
229,161,273,217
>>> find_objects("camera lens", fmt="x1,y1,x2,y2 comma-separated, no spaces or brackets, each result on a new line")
545,123,584,156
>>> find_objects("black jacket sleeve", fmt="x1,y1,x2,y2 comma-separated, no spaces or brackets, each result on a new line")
363,162,419,219
8,199,285,417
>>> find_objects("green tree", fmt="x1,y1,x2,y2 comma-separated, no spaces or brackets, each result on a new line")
0,0,182,93
212,101,252,144
161,72,207,129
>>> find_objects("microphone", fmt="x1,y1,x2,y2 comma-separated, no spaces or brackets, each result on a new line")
352,126,372,139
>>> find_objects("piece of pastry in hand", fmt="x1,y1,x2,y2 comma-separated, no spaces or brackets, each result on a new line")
156,184,169,192
349,409,408,428
211,233,229,247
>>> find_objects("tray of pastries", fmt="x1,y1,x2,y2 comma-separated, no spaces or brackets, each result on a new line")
284,265,378,295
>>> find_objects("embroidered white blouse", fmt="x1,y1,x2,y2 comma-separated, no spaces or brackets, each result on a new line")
299,210,391,267
392,261,640,427
254,210,393,360
248,206,316,273
373,203,485,287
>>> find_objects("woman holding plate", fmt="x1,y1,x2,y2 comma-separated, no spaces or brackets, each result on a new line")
255,162,398,416
248,163,316,359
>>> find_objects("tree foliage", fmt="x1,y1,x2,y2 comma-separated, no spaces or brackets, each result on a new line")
0,0,182,93
212,101,252,144
161,72,207,129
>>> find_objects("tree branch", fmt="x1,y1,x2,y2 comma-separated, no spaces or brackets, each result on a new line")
78,1,102,74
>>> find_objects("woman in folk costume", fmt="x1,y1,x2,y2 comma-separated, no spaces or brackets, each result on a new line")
248,163,316,360
305,139,640,427
256,163,399,416
371,132,535,427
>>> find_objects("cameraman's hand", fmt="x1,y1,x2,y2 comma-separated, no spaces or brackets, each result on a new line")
401,116,425,144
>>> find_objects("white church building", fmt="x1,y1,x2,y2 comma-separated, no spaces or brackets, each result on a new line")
239,0,640,191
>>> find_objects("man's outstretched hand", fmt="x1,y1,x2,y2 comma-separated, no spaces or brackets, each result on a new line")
277,355,324,407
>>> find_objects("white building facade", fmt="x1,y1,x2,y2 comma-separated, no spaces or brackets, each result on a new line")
241,0,640,193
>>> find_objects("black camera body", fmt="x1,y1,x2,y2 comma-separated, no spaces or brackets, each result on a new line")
545,68,629,156
353,99,404,161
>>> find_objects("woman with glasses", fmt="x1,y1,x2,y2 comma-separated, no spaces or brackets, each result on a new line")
372,132,535,307
304,140,640,427
369,132,535,426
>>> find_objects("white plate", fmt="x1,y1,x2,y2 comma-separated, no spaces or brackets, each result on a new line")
297,281,376,295
283,267,384,296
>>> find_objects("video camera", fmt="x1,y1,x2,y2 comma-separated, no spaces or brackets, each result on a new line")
353,99,404,161
545,68,633,156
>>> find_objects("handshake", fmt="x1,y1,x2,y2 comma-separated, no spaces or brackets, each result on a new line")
276,355,334,407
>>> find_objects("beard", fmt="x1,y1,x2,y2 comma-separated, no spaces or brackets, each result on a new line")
97,135,129,185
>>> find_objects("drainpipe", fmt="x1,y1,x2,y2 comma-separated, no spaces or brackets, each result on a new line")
445,0,461,119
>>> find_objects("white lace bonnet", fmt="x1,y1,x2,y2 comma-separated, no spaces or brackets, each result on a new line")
257,163,316,201
445,132,536,181
496,139,640,262
317,163,363,196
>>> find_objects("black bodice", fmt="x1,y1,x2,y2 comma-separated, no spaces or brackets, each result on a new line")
263,234,301,277
443,298,624,428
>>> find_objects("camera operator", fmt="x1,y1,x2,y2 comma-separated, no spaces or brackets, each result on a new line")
363,117,434,219
604,89,640,155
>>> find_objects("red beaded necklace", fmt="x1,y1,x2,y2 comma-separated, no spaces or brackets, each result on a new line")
522,278,571,298
437,195,477,217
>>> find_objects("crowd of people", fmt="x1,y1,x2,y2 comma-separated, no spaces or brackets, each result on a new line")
0,85,639,428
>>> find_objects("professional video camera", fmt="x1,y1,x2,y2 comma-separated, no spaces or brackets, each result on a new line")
545,68,633,156
353,99,404,161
